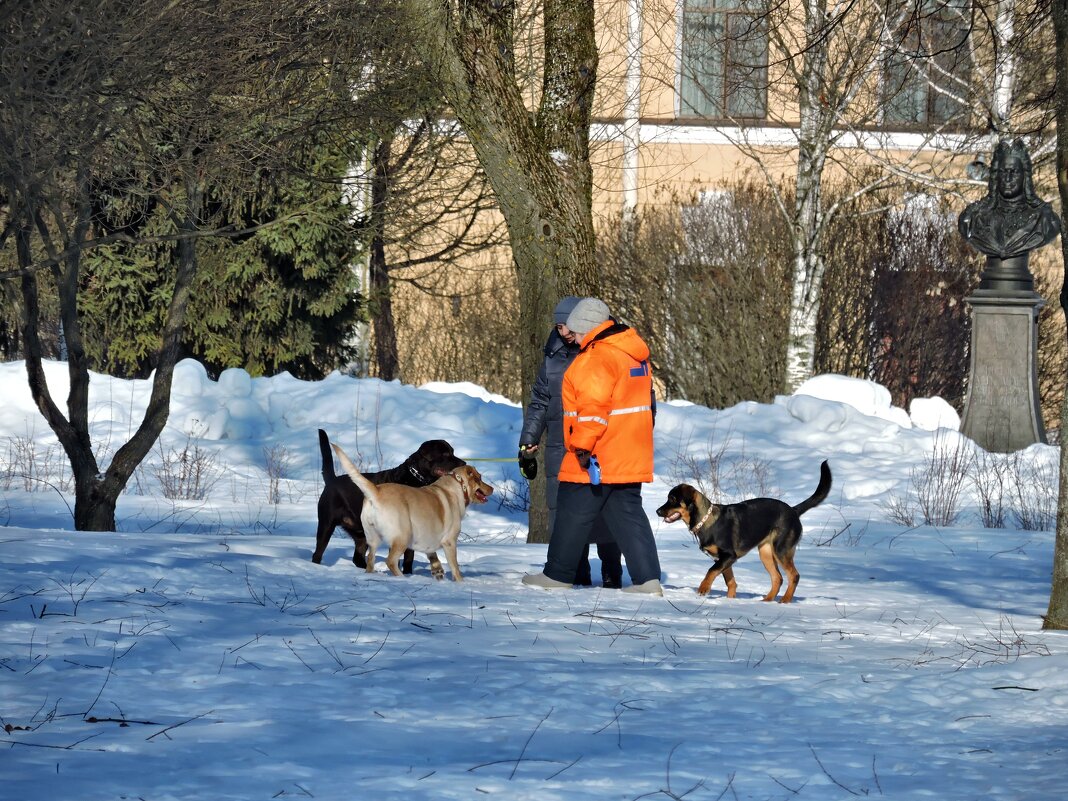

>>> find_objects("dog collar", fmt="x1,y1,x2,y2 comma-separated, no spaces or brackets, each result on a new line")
453,471,471,505
409,465,428,483
690,505,715,534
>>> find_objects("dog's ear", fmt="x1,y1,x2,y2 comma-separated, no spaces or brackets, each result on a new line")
675,485,704,528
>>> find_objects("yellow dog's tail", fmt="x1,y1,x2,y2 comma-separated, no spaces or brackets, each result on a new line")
331,443,380,504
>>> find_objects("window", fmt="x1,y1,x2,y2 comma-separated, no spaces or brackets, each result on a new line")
679,0,768,120
882,2,971,127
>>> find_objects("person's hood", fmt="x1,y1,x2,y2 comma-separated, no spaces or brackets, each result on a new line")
580,319,649,362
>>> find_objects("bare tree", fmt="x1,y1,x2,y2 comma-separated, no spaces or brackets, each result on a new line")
361,119,506,380
664,0,911,389
0,0,371,530
658,0,1053,390
1044,0,1068,630
1,0,163,530
403,0,601,542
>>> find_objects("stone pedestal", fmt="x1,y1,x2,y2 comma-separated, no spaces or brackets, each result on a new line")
960,256,1046,452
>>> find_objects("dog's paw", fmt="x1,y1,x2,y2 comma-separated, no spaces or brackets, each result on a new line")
431,566,445,580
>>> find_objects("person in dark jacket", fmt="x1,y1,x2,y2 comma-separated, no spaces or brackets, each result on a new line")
518,296,623,588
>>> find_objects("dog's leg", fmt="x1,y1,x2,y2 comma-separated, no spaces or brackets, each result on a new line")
696,555,739,598
442,539,464,582
777,550,800,604
312,522,332,564
363,532,379,574
426,552,445,580
313,488,337,563
402,548,416,575
336,515,368,568
722,565,738,598
385,540,406,577
758,542,783,602
697,567,719,595
352,533,368,569
697,556,734,596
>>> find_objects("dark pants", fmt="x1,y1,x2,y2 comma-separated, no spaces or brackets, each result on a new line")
545,482,661,586
551,481,622,586
573,541,623,587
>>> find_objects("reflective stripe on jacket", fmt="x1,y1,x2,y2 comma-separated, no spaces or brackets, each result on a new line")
559,319,655,484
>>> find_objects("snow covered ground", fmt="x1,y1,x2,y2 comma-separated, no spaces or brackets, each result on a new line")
1,360,1065,800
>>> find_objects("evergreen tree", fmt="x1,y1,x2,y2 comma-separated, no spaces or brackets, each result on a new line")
79,134,364,380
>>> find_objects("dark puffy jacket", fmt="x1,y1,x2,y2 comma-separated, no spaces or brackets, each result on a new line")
519,329,579,516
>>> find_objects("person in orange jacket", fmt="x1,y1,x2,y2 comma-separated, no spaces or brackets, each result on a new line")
522,297,663,595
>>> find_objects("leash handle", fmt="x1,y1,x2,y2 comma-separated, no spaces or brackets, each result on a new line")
587,454,601,485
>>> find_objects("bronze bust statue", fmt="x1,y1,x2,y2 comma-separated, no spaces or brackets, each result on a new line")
958,139,1061,260
956,138,1058,452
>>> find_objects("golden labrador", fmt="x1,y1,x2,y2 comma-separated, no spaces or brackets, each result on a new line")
331,443,493,581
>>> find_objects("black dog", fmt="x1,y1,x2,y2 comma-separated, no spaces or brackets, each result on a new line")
312,429,465,573
656,461,831,603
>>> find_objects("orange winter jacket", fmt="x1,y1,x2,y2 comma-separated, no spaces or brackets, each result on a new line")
559,319,655,484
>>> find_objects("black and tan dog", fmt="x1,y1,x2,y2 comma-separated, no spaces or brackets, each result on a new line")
656,461,831,603
311,429,465,572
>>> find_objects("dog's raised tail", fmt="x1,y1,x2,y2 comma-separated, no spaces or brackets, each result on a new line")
331,442,378,502
318,429,336,482
794,460,832,516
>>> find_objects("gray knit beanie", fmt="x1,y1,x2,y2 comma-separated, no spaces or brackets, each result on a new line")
553,296,581,325
565,297,610,335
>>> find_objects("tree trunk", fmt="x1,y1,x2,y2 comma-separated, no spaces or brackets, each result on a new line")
526,468,550,544
784,0,832,392
785,241,824,391
74,478,118,531
991,0,1018,132
94,183,202,523
1049,394,1068,629
407,0,598,543
16,171,203,531
1044,0,1068,630
16,173,112,528
369,135,400,380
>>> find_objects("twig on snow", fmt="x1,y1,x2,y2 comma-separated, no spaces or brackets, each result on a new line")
808,743,861,796
510,706,552,780
146,710,215,741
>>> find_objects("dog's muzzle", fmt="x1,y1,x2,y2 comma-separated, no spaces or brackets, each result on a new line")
656,503,681,523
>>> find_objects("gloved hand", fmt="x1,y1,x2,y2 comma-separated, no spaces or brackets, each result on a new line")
518,444,538,480
574,448,591,470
